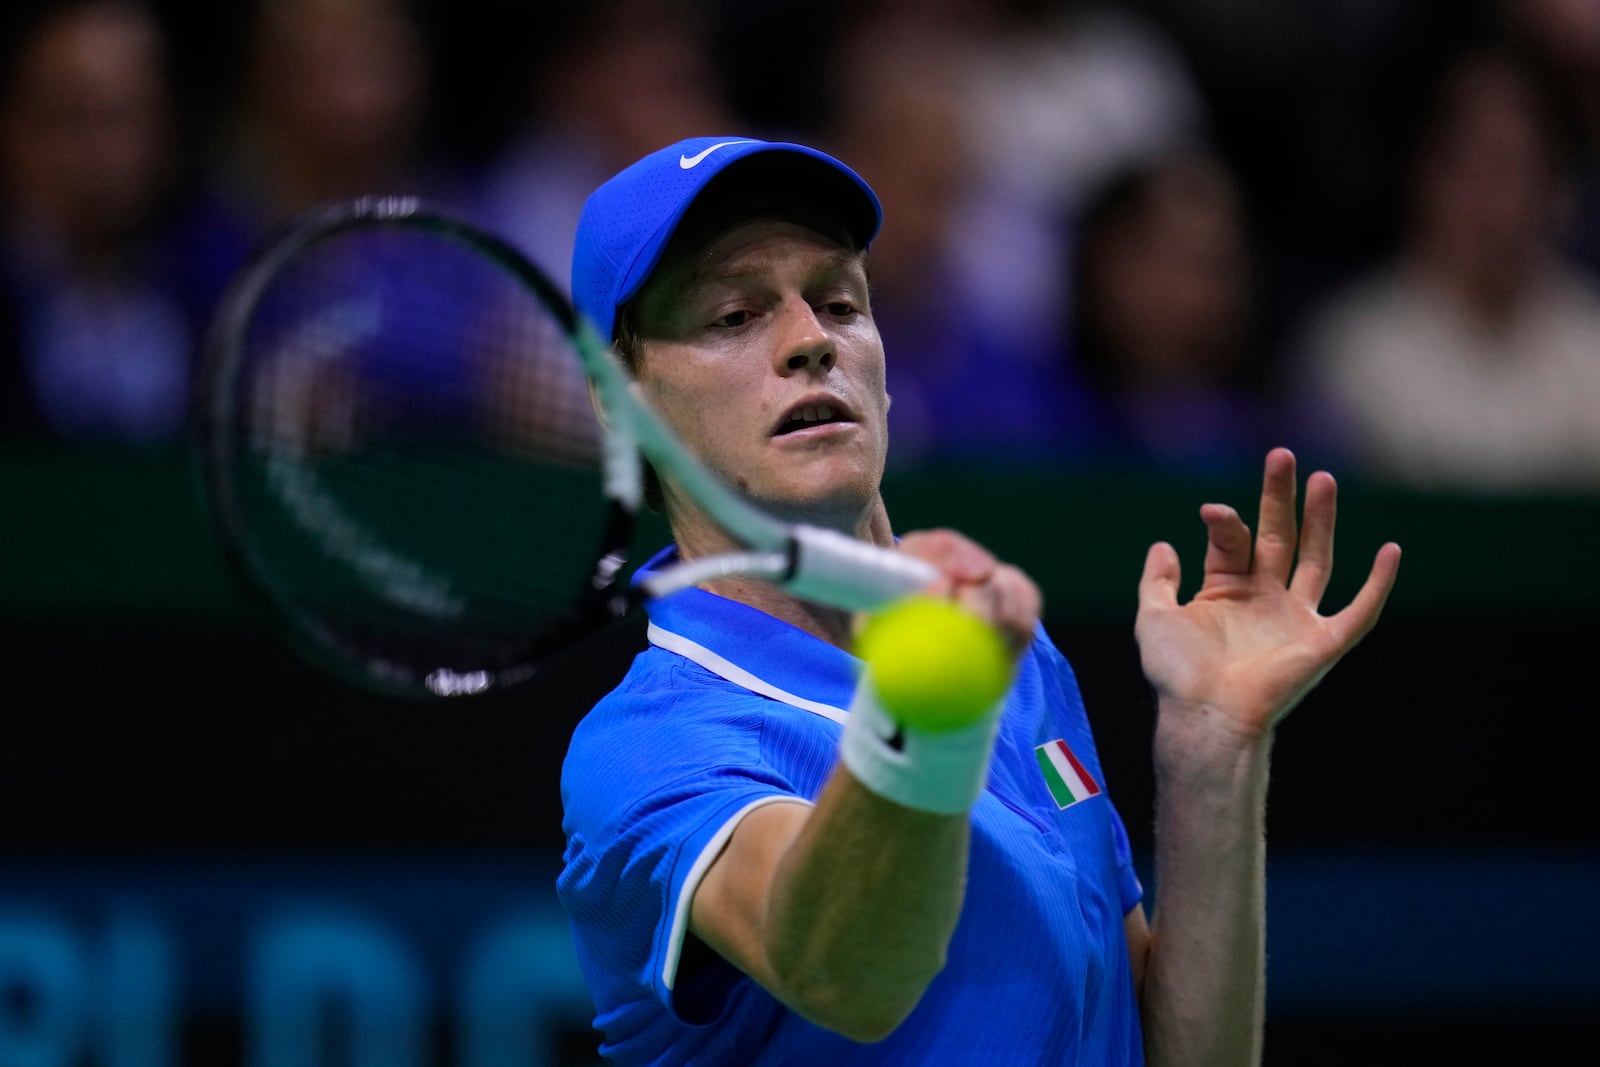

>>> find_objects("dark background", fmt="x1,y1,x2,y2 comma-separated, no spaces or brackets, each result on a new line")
5,0,1600,1063
6,453,1598,1065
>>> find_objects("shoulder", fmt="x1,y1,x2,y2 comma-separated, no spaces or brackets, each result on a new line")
559,644,832,835
564,647,763,780
1021,623,1082,692
988,625,1090,748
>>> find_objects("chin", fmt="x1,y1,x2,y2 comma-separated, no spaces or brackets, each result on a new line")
756,479,879,532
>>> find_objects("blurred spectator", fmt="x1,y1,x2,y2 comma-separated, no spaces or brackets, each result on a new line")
798,0,1214,468
171,0,467,321
471,0,738,288
958,0,1209,378
1151,0,1447,314
1067,149,1280,472
1285,44,1600,492
1499,0,1600,280
809,2,1103,467
0,0,194,448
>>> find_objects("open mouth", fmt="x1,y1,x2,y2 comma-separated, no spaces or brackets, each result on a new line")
774,402,850,436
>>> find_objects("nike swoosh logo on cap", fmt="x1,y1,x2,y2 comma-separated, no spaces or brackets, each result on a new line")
679,140,756,169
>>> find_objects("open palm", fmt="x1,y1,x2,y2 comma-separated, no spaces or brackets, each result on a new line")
1134,449,1402,740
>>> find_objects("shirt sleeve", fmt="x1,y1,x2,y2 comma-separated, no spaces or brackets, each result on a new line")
557,676,810,1020
1109,800,1145,914
1030,626,1146,914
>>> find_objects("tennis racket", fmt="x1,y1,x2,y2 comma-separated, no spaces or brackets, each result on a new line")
192,195,936,699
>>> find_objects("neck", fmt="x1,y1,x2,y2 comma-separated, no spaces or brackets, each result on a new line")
668,497,897,649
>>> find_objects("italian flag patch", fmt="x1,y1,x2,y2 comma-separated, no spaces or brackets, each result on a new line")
1035,739,1102,809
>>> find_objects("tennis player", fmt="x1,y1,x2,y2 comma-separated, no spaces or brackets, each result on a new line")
557,136,1401,1065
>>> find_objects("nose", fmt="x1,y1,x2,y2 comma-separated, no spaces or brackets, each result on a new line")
772,297,837,375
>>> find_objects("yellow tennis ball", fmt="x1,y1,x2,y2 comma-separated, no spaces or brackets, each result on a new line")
855,595,1013,733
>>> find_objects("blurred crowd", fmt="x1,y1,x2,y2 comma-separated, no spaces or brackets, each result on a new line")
4,0,1600,494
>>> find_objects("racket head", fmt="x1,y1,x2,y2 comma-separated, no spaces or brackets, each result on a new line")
193,196,635,698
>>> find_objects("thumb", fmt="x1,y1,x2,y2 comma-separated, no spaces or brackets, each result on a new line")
1139,541,1181,614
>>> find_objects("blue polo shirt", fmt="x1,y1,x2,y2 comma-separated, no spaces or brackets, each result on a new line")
558,548,1146,1065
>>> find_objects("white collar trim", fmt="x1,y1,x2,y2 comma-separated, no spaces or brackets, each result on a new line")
646,621,849,725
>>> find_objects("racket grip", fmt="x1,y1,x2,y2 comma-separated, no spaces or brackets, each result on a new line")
784,525,939,611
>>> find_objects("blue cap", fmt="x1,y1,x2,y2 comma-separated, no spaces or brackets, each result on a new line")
571,136,883,341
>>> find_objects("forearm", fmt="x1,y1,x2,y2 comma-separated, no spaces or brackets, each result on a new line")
763,768,969,1041
691,671,1009,1044
1140,699,1272,1067
690,530,1033,1042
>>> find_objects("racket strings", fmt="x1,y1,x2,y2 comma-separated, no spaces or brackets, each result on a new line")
224,221,614,677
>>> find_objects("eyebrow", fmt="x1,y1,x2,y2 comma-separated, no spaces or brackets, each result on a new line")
685,247,867,292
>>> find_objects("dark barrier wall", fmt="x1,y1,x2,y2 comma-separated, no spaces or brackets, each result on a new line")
3,450,1596,1065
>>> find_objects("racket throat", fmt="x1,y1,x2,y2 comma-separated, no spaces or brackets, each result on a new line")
638,550,792,599
780,526,937,612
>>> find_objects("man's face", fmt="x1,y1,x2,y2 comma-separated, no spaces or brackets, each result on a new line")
3,2,174,247
627,216,891,532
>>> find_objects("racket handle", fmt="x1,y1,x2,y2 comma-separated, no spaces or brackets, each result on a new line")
784,525,939,611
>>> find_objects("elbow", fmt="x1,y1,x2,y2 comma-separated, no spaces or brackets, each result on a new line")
787,982,924,1044
819,1000,915,1045
774,946,948,1044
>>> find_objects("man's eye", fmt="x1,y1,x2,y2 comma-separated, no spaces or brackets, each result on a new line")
713,310,751,328
823,301,859,318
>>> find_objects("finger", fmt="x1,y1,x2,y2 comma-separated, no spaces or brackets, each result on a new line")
899,528,1035,653
1200,503,1252,578
891,536,954,599
954,562,1041,657
1325,542,1403,651
1289,470,1337,606
897,527,998,586
1253,447,1299,585
1139,541,1182,613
